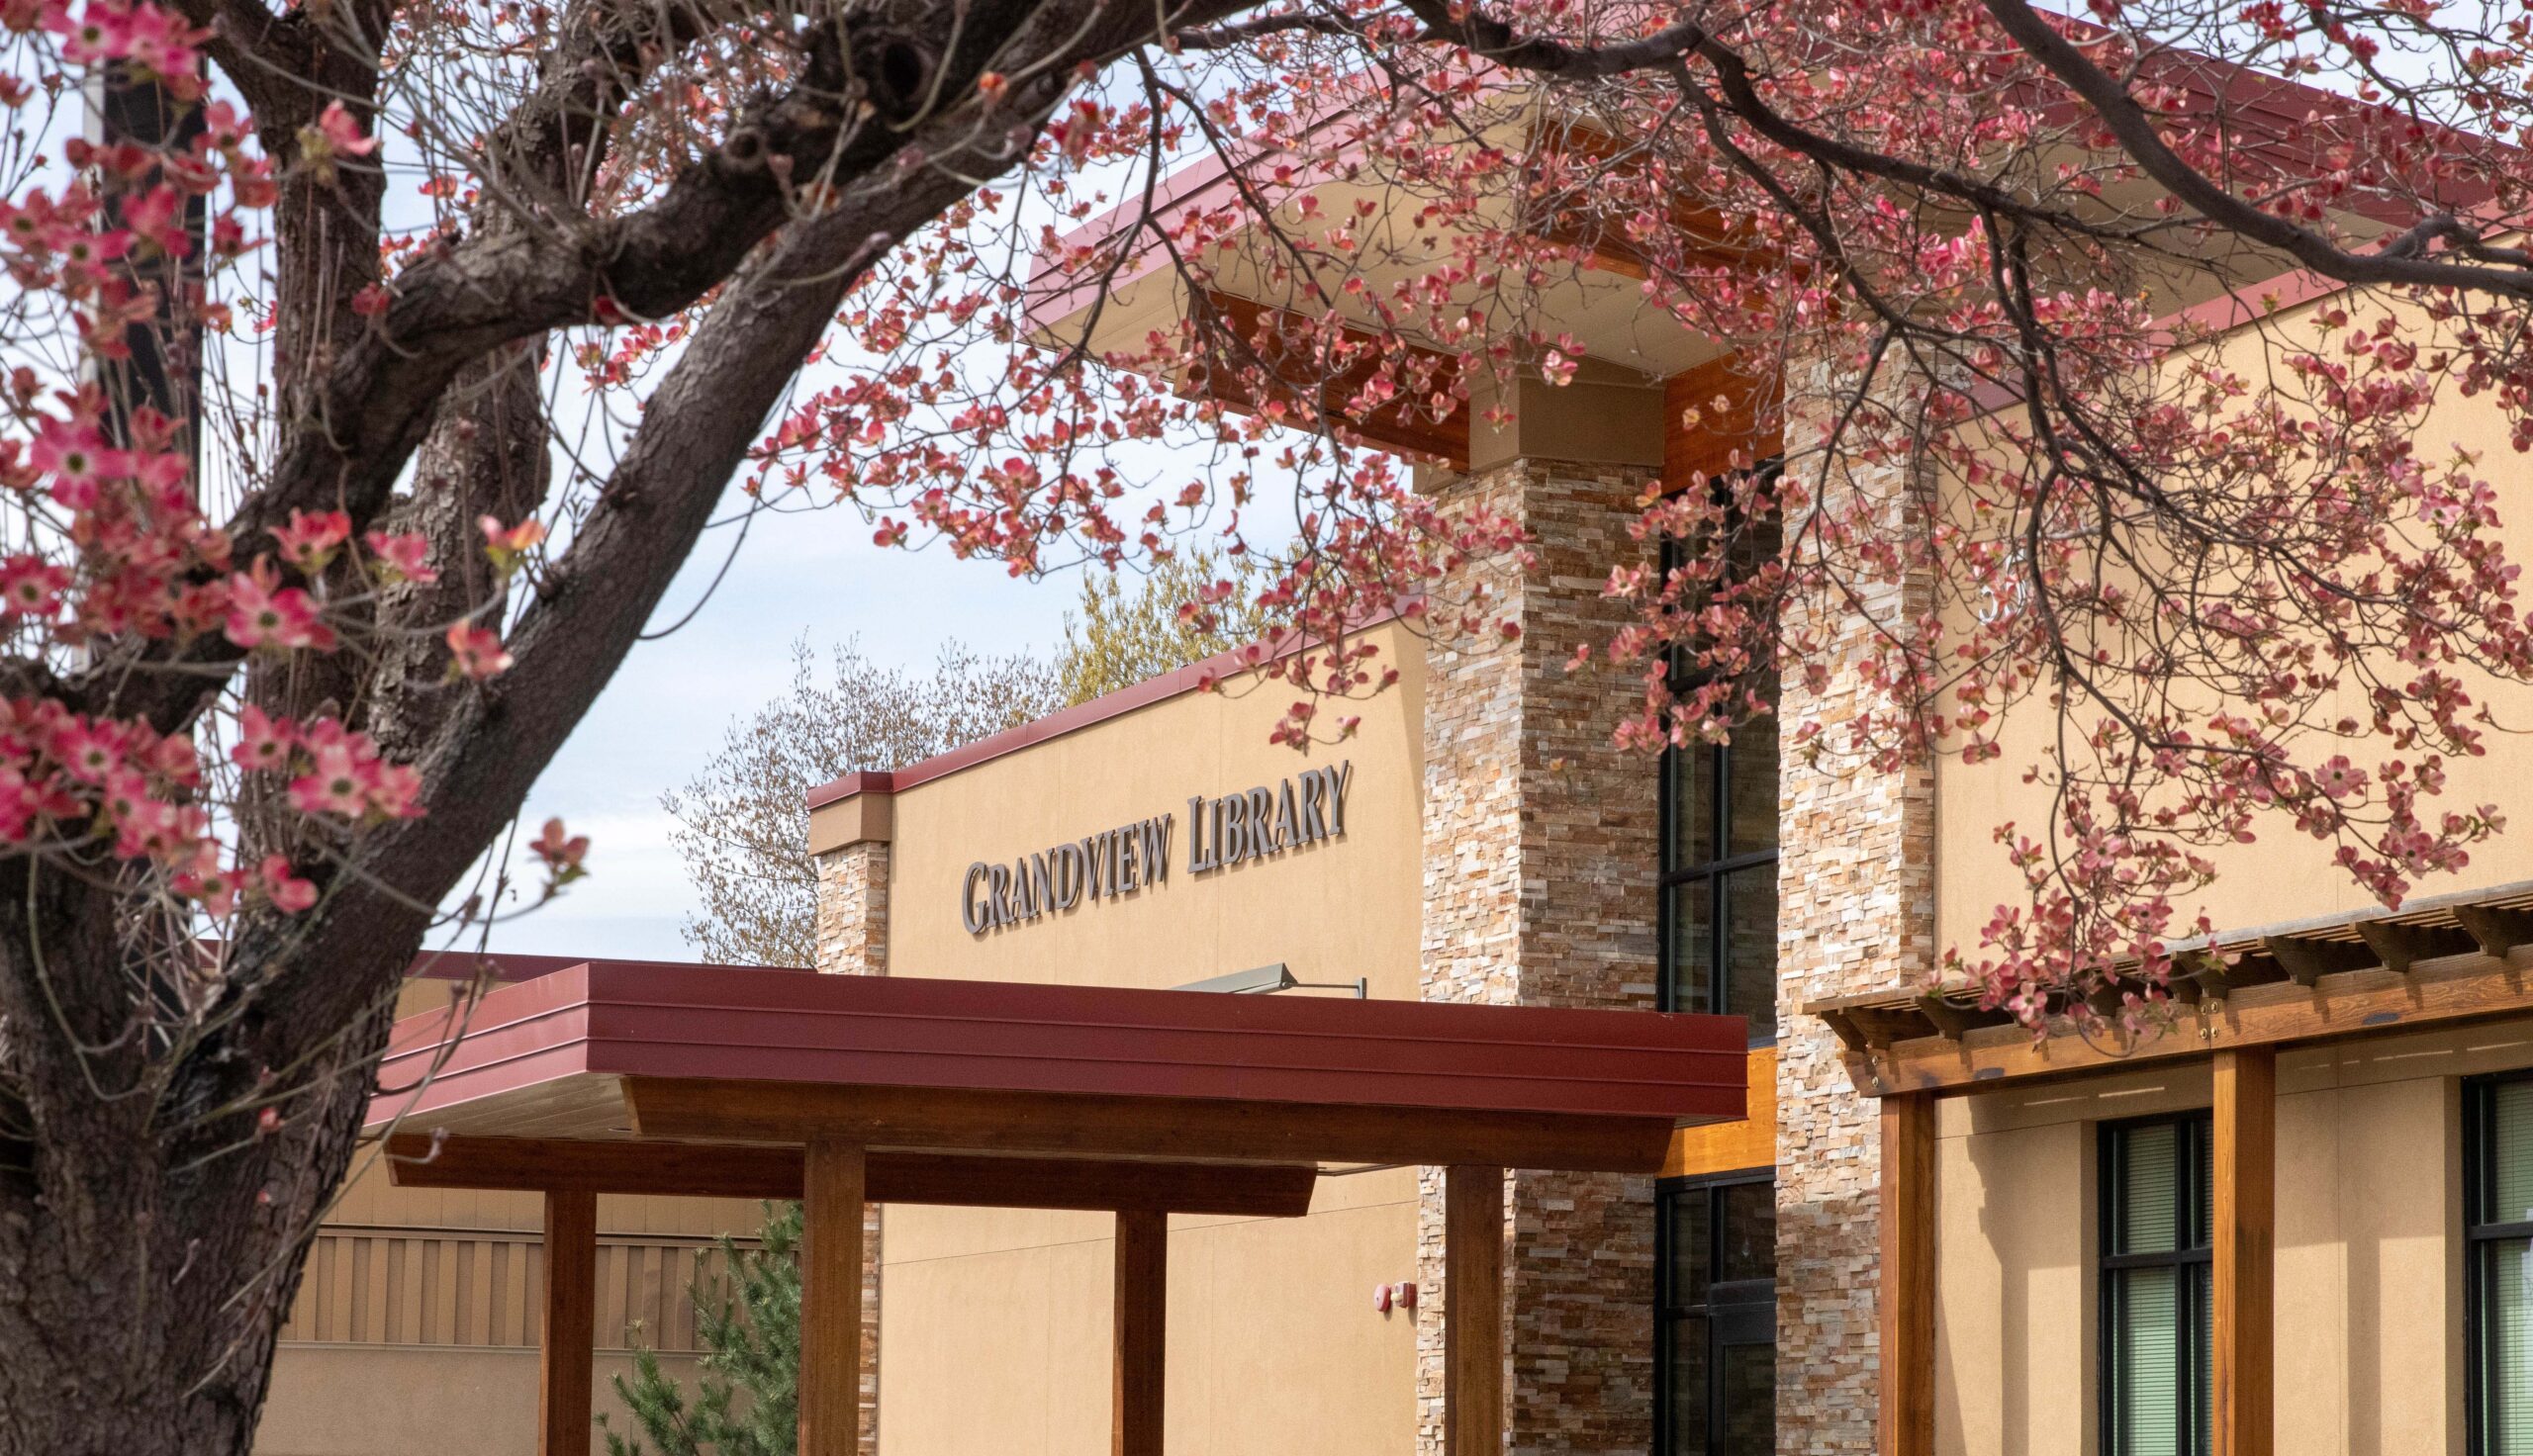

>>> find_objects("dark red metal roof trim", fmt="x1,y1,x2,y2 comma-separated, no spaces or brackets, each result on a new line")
372,961,1744,1129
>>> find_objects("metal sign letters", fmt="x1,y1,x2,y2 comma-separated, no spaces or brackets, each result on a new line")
961,760,1354,936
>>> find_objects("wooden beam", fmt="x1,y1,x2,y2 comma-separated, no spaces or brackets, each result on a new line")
1878,1095,1936,1456
2212,1047,2276,1456
537,1189,597,1456
798,1139,866,1456
622,1079,1675,1175
1843,953,2533,1095
2354,920,2476,975
2455,904,2533,960
1444,1164,1505,1456
2260,934,2378,987
1112,1210,1168,1456
385,1135,1319,1217
1661,1046,1777,1178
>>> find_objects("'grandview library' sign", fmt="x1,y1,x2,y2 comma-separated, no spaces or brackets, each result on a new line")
960,762,1355,935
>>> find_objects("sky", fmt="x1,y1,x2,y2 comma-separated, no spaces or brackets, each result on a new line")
482,494,1082,962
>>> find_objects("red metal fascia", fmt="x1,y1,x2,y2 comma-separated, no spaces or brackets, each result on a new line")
371,961,1748,1129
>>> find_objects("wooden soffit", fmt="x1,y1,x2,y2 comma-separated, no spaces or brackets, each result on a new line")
385,1135,1317,1217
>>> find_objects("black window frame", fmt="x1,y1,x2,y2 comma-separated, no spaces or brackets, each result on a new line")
2466,1070,2533,1456
2098,1112,2213,1456
1655,461,1782,1046
1653,1171,1776,1456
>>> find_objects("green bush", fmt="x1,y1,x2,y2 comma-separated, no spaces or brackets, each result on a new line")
600,1202,802,1456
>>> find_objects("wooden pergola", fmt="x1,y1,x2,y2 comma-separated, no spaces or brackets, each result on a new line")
368,962,1745,1456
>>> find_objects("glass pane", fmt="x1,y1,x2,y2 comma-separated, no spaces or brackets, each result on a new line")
1725,715,1778,858
2190,1123,2211,1252
1668,1315,1712,1456
1669,746,1716,869
1718,1341,1775,1456
1668,880,1715,1015
2191,1265,2211,1456
2113,1266,2182,1456
2116,1124,2179,1256
2492,1240,2533,1456
2495,1082,2533,1226
1668,1187,1712,1310
1723,864,1778,1043
1717,1182,1774,1286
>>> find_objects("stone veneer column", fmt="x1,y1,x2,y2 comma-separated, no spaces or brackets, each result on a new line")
806,775,894,1456
1771,373,1937,1455
1417,453,1665,1456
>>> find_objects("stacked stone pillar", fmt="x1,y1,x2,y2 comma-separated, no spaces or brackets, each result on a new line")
1416,428,1668,1455
1771,366,1938,1455
807,774,894,1456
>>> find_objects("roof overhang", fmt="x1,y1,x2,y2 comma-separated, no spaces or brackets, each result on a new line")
372,962,1748,1204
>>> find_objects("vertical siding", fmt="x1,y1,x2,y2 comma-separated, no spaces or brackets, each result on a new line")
279,1227,754,1353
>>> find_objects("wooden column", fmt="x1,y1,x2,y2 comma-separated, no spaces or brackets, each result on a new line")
1112,1210,1169,1456
1444,1164,1504,1456
538,1188,599,1456
2212,1046,2276,1456
800,1138,868,1456
1878,1093,1935,1456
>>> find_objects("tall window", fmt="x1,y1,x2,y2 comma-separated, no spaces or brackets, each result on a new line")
2101,1116,2212,1456
1657,476,1781,1044
1656,1176,1775,1456
2469,1073,2533,1455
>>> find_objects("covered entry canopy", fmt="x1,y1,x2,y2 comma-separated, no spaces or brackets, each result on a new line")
367,961,1745,1456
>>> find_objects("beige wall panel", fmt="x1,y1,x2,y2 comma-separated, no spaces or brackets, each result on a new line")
2333,1075,2463,1456
256,1346,702,1456
1164,1201,1420,1456
878,1202,1418,1456
1933,1119,2093,1456
1929,288,2533,955
877,1233,1109,1456
2274,1084,2349,1456
884,619,1425,998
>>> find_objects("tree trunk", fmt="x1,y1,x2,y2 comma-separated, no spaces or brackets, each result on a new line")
0,910,414,1456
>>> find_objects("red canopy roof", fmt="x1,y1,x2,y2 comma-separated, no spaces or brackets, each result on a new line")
371,961,1745,1177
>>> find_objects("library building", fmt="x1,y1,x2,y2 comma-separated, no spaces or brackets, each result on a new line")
257,51,2533,1456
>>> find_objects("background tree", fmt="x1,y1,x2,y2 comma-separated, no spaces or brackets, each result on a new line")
11,0,2533,1447
1055,547,1281,705
600,1203,804,1456
665,639,1060,966
668,562,1268,965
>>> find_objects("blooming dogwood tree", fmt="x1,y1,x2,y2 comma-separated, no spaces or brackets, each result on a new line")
4,0,2533,1447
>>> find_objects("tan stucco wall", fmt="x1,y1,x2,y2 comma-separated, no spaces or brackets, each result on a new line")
883,617,1425,997
870,619,1429,1456
1928,1014,2528,1456
1929,285,2533,954
260,1345,704,1456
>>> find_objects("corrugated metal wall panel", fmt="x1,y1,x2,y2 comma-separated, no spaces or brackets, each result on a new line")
278,1228,757,1353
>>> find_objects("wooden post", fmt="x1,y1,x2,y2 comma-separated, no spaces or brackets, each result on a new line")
1878,1093,1935,1456
538,1189,598,1456
800,1139,868,1456
1112,1210,1169,1456
1444,1164,1505,1456
2212,1046,2276,1456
